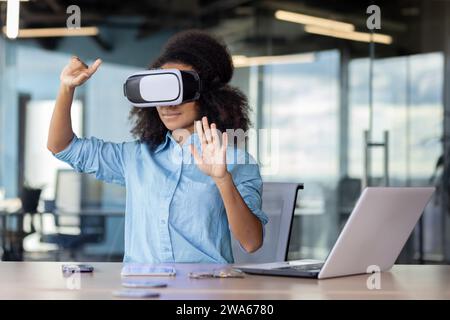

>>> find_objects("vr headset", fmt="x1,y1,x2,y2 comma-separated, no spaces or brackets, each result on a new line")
123,69,202,107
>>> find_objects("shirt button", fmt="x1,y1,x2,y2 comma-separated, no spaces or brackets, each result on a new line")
161,219,166,224
164,247,170,251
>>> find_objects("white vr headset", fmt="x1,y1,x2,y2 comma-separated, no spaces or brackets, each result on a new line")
123,69,202,107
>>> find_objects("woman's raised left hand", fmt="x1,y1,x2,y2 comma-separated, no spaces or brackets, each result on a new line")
190,116,229,181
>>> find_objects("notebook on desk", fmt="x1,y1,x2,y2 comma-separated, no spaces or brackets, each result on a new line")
121,264,176,276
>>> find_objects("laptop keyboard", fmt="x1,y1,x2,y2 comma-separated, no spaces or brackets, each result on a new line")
278,263,324,272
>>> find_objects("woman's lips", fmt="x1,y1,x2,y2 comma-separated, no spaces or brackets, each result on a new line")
161,112,182,119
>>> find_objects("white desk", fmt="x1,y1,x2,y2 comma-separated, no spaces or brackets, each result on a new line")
0,262,449,299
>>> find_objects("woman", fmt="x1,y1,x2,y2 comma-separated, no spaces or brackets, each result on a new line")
47,30,268,264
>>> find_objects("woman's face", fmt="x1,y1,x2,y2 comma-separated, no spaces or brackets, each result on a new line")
156,62,199,133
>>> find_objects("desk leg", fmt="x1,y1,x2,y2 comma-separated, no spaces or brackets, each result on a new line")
1,214,12,261
1,215,6,260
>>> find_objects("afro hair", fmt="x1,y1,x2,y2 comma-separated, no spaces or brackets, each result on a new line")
129,30,251,149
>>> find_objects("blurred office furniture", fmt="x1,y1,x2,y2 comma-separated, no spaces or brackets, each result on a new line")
41,211,106,260
21,186,42,234
364,130,390,188
40,169,107,260
232,182,303,264
0,187,41,261
416,154,447,264
0,198,22,260
337,177,362,230
287,185,335,261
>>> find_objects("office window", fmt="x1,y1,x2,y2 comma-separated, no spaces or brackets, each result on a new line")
24,100,83,200
232,50,340,260
348,52,444,262
349,52,443,184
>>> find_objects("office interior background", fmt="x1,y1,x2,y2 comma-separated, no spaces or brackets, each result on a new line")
0,0,449,264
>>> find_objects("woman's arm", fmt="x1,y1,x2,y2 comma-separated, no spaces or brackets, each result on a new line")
214,173,263,252
47,56,101,154
47,56,126,186
189,117,263,253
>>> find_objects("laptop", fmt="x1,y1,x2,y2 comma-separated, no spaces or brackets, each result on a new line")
235,187,434,279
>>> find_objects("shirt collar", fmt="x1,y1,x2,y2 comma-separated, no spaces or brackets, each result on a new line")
154,131,172,154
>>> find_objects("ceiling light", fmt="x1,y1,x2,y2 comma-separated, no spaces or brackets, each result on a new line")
233,53,315,68
2,26,99,38
275,9,354,32
304,25,393,45
6,0,20,39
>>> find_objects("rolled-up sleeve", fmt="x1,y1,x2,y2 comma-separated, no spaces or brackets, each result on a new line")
232,161,269,253
53,134,126,186
233,163,269,227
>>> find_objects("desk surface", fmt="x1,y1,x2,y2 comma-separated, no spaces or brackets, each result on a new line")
0,262,449,299
0,198,21,213
53,208,125,216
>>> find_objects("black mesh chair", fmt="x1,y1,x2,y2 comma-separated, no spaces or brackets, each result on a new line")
40,213,105,260
1,186,41,261
232,182,303,264
40,169,106,260
21,186,42,234
337,177,362,229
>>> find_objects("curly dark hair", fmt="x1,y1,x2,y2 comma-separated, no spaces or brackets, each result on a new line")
129,30,251,149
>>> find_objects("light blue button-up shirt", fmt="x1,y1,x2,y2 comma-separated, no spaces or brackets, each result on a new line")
53,131,268,263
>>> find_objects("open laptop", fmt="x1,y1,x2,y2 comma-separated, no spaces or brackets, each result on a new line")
235,187,434,279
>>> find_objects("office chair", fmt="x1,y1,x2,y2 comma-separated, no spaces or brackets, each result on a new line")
1,186,42,261
21,186,42,234
232,182,303,264
40,169,106,260
337,177,361,229
41,213,106,260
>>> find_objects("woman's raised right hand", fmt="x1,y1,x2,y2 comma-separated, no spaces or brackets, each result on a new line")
60,56,102,88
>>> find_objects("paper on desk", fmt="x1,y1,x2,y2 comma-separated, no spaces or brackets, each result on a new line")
121,264,176,276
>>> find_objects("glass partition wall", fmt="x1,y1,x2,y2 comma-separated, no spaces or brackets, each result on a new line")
230,1,449,264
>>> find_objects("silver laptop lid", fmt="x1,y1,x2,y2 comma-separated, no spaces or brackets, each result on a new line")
318,187,434,279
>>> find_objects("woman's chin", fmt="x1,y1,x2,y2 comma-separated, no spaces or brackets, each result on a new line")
164,122,192,132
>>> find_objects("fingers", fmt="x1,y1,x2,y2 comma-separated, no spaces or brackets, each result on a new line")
79,59,88,69
198,117,223,150
68,56,101,75
63,56,102,87
211,123,220,148
221,132,228,158
195,119,207,150
70,56,88,69
71,56,84,65
189,144,203,165
87,58,102,75
191,120,228,168
202,116,212,144
71,72,90,87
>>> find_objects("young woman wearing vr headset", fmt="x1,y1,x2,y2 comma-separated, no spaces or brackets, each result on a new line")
47,30,267,264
